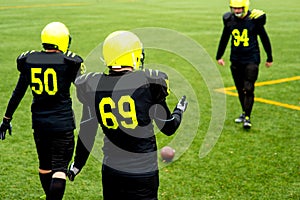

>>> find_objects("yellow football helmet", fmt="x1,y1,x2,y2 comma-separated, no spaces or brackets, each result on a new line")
41,22,71,53
229,0,250,18
102,31,143,70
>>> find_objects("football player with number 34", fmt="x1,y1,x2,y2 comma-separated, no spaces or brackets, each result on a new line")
67,30,188,200
216,0,273,129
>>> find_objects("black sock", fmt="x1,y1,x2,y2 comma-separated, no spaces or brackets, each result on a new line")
39,172,52,197
48,178,66,200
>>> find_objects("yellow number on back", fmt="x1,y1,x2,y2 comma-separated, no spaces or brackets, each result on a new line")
99,97,118,129
119,96,138,129
44,68,58,95
31,68,43,94
31,68,58,95
99,96,138,130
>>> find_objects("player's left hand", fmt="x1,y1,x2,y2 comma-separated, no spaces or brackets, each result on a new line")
176,95,188,113
67,162,81,181
0,117,12,140
265,62,272,68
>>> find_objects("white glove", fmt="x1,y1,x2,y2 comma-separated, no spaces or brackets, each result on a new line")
67,162,80,181
176,95,188,112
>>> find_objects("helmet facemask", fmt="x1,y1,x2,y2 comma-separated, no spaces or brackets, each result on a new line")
139,48,145,70
231,7,245,18
229,0,250,18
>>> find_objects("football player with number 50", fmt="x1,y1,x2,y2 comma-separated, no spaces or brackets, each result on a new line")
0,22,85,199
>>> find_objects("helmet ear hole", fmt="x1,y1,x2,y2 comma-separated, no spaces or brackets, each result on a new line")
42,43,58,50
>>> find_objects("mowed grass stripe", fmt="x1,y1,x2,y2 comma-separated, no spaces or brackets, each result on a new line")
0,3,91,10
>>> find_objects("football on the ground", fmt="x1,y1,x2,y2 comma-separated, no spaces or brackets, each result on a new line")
160,146,175,162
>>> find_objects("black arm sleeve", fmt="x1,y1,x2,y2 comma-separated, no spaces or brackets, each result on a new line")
216,13,232,60
64,51,85,83
216,26,231,60
154,101,182,136
258,26,273,62
5,73,29,118
73,105,98,170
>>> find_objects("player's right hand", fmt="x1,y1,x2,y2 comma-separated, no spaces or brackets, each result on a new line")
0,117,12,140
67,162,80,181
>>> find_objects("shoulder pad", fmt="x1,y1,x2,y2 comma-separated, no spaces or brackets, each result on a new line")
17,50,35,72
17,50,35,61
142,68,168,80
223,12,232,23
143,68,170,96
64,50,84,63
75,72,102,86
250,9,266,20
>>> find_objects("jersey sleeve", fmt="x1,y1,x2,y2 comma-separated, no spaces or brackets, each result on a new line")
4,52,33,118
222,12,232,25
75,72,101,106
250,9,266,25
73,105,98,170
16,51,34,73
153,101,182,136
75,73,90,105
251,10,273,62
143,69,182,136
64,51,85,82
216,13,232,60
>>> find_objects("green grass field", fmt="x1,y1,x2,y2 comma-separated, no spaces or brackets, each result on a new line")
0,0,299,199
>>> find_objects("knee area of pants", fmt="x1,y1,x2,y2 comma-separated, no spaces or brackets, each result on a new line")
39,169,52,174
52,171,66,179
244,88,254,96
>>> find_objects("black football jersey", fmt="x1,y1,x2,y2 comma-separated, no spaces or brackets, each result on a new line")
75,69,171,173
216,10,273,64
5,50,84,132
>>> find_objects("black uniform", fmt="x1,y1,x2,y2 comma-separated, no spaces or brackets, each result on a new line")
74,69,183,200
216,10,273,118
4,50,83,172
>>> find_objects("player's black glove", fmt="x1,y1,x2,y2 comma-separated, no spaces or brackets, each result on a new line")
175,95,188,113
0,117,12,140
67,162,81,181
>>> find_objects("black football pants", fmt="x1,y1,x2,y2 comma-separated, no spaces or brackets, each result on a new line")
230,63,259,118
34,130,74,173
102,164,159,200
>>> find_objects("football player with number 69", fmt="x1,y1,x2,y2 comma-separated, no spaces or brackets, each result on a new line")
216,0,273,129
67,30,188,200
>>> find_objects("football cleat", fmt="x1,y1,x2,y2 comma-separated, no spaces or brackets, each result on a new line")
243,116,252,129
235,113,245,123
